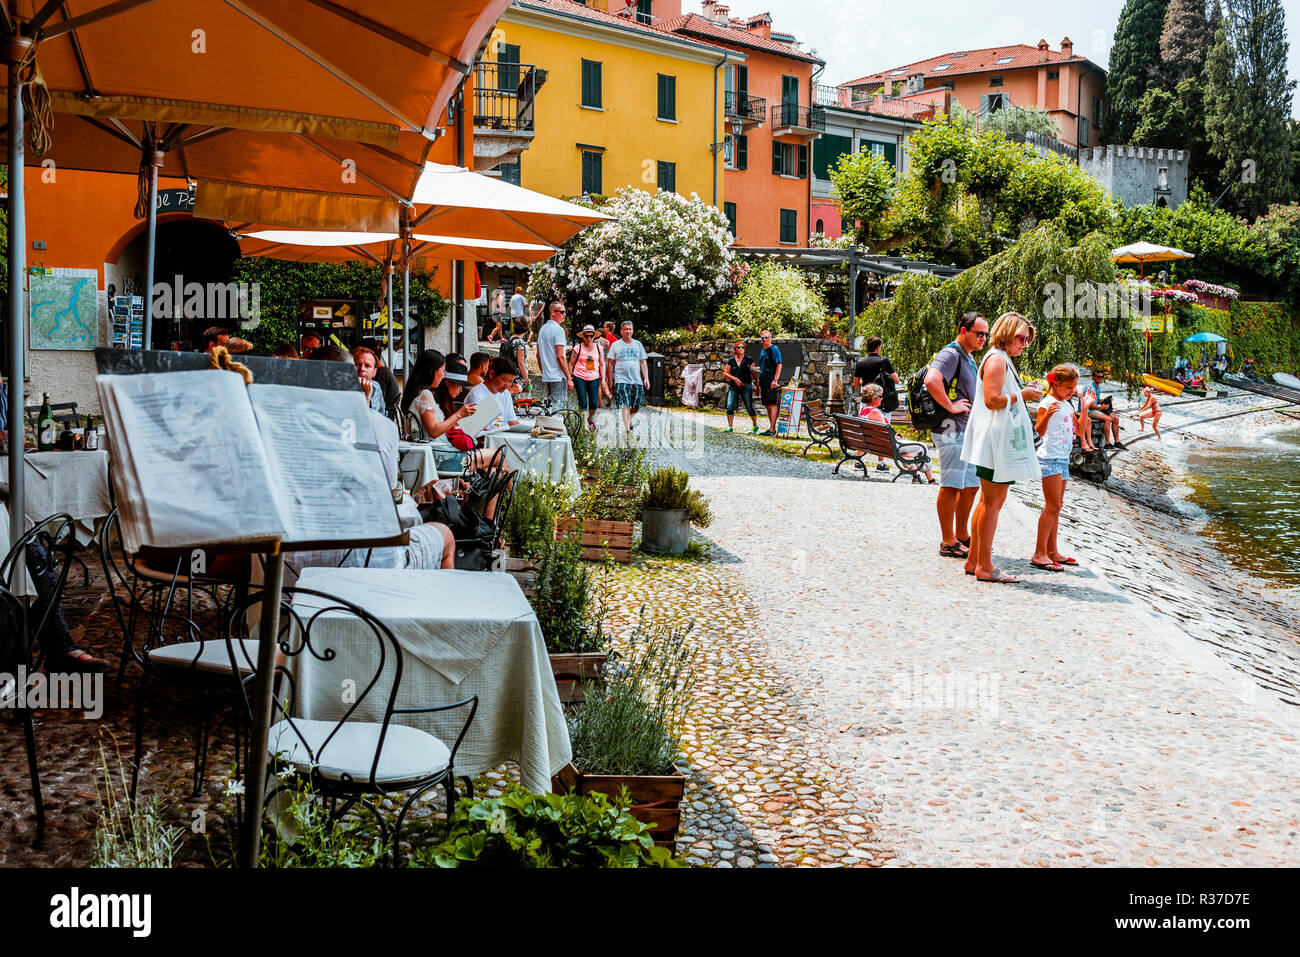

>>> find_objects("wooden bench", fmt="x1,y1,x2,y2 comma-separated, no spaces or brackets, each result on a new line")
801,399,837,458
831,413,931,483
888,408,913,429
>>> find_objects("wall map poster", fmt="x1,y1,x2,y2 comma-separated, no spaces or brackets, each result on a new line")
29,267,100,350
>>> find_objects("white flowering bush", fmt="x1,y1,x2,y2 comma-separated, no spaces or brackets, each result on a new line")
1182,278,1239,300
529,188,734,334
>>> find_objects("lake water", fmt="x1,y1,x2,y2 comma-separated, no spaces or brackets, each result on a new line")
1180,427,1300,588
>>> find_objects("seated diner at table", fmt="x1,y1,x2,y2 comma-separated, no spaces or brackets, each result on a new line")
465,357,523,428
400,351,507,475
350,344,387,414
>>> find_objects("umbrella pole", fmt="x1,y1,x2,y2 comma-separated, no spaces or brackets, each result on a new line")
385,261,395,371
240,544,285,868
403,263,410,379
7,52,27,550
142,150,162,350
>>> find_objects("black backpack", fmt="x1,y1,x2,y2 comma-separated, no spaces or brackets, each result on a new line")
499,336,523,361
906,342,960,431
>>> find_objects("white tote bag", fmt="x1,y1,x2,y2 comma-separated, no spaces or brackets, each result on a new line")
682,363,705,407
989,400,1041,483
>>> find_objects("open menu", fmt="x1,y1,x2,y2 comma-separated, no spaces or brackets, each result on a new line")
97,369,401,553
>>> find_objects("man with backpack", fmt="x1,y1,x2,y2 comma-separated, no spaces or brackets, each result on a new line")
921,311,988,560
852,336,900,413
499,327,530,392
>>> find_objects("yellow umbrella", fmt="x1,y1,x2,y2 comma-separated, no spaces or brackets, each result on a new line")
1110,241,1195,279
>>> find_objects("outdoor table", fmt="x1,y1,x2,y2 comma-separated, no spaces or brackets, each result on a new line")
0,449,112,543
289,566,571,793
482,431,577,484
397,441,440,491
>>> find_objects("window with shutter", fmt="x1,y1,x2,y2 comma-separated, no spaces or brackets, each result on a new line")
581,59,602,108
581,151,602,195
499,159,521,186
773,140,783,174
724,202,737,236
657,161,676,193
779,208,797,244
737,134,748,170
498,43,520,92
657,74,677,120
798,145,808,179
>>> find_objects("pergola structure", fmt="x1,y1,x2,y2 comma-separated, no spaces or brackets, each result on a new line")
735,247,963,344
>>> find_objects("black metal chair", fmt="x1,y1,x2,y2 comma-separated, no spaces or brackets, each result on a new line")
456,446,517,569
98,509,257,798
0,513,79,671
0,580,43,846
228,586,477,865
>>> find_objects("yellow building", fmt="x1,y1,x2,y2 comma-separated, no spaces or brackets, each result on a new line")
485,0,740,208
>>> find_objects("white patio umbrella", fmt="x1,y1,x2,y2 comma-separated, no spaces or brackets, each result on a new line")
236,228,558,369
1110,242,1195,278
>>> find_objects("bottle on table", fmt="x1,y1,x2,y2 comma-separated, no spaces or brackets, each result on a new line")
36,393,56,451
57,419,76,451
83,414,99,451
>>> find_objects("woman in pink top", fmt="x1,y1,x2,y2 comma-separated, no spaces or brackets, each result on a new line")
860,383,935,483
570,324,607,430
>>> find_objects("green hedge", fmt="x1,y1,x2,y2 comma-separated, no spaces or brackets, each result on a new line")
1150,301,1300,374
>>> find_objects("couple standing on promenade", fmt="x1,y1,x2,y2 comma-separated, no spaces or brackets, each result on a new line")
927,311,1080,584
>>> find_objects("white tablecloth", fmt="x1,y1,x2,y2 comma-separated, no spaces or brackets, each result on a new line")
0,450,112,544
289,566,570,792
482,432,577,485
397,442,440,491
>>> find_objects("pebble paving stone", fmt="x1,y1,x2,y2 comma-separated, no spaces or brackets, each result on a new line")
635,401,1300,866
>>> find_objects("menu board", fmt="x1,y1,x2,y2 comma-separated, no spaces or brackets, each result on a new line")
776,387,804,437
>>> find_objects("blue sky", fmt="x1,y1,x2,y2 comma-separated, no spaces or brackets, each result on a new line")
683,0,1300,119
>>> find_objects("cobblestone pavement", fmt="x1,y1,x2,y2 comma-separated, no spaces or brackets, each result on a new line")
641,405,1300,866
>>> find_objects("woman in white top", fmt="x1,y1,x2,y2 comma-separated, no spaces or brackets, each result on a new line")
401,350,478,471
960,312,1042,583
1031,364,1081,572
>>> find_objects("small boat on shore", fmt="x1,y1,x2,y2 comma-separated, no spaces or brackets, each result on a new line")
1143,374,1184,396
1275,372,1300,391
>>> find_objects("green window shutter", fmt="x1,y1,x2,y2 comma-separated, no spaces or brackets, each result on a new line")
798,144,808,178
657,74,676,120
582,151,602,195
724,202,737,236
657,161,676,192
780,208,797,243
813,137,828,180
737,134,748,170
582,60,602,108
772,140,783,174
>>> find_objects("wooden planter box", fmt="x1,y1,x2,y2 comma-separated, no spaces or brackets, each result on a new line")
548,651,607,706
556,517,634,563
551,762,685,848
502,553,537,597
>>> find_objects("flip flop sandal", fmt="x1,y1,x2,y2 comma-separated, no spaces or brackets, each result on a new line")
957,537,970,549
1030,560,1065,572
1054,557,1079,566
940,542,969,559
976,571,1018,584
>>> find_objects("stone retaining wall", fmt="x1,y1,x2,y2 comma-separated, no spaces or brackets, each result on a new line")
657,338,857,405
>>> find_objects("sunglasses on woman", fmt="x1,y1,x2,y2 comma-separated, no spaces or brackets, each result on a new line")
1014,334,1032,344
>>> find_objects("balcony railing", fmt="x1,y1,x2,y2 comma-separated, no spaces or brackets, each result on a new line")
771,103,825,133
724,90,766,124
473,60,544,132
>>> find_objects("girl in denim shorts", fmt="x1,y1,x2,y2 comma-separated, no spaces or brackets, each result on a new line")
1031,364,1081,572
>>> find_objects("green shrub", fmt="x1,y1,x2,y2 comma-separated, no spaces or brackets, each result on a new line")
531,536,604,654
716,261,827,338
568,615,696,777
503,477,574,559
423,785,678,868
645,468,690,510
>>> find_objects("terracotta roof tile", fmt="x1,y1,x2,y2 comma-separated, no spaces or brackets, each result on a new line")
513,0,722,52
660,12,824,64
842,43,1099,87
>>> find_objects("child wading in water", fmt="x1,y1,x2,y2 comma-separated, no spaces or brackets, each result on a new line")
859,383,935,483
1137,387,1163,439
1031,364,1081,572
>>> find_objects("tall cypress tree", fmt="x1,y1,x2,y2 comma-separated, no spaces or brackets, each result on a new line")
1161,0,1213,81
1105,0,1173,142
1204,0,1295,215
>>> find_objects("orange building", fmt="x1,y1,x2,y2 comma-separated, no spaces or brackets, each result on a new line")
17,102,472,413
659,2,824,246
841,38,1108,152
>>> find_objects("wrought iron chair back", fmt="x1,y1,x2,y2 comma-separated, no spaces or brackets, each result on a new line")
0,513,78,666
228,586,477,793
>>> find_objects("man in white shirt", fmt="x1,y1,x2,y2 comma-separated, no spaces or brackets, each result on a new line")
536,301,573,412
465,356,522,428
509,290,528,336
606,320,650,432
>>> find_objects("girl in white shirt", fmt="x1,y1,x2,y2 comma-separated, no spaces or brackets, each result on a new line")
1031,364,1080,572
